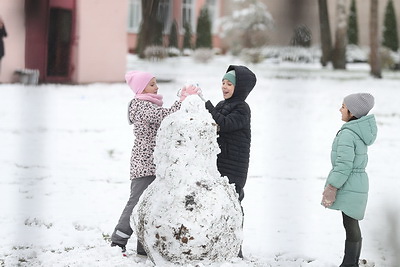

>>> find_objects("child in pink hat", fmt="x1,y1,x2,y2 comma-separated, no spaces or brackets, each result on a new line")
111,71,199,256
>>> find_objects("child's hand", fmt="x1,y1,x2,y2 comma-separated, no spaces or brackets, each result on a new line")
321,184,337,208
178,87,188,101
178,84,201,101
186,85,200,95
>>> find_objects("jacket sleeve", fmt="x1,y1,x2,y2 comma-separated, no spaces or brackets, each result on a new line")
207,102,250,133
327,130,355,189
131,100,181,125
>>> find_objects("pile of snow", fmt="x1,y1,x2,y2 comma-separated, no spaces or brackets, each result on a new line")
132,96,243,265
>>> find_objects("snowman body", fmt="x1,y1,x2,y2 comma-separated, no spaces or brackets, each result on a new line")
131,96,243,265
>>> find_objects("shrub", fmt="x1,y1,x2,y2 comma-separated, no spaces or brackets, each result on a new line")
346,44,368,63
290,24,312,47
167,47,181,57
192,48,214,63
144,46,167,61
240,48,265,64
379,47,396,70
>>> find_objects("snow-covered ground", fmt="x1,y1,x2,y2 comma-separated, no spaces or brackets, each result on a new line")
1,55,399,266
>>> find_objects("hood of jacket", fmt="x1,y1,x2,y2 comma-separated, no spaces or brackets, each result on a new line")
225,65,256,102
341,114,377,146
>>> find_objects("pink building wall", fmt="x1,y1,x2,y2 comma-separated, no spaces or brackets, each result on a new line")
74,0,127,83
0,1,26,83
0,0,127,84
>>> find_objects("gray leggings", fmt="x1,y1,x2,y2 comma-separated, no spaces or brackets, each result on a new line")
111,175,155,246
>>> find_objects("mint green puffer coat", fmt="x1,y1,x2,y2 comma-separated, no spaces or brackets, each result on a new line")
326,114,377,220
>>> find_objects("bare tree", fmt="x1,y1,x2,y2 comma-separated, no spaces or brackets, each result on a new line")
137,0,161,58
332,0,347,69
370,0,382,78
318,0,332,66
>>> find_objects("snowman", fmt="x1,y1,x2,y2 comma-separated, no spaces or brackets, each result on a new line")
131,95,243,265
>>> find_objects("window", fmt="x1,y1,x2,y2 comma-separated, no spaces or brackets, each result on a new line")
182,0,194,30
206,0,219,33
158,0,172,33
128,0,142,33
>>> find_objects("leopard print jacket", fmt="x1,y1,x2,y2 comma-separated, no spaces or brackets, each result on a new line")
128,98,181,179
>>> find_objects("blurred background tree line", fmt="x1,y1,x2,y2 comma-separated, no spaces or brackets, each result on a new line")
136,0,399,79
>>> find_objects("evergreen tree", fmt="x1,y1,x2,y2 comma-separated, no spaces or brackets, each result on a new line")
347,0,358,45
183,22,193,49
169,20,179,48
195,7,212,48
382,0,399,51
137,0,161,58
153,19,164,46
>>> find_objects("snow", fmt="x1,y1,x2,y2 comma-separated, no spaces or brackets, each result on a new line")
1,54,400,266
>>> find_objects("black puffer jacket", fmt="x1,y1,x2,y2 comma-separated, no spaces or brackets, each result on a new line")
205,65,256,201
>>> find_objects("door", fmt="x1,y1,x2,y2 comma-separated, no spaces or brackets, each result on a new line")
47,8,72,77
46,0,75,82
25,0,75,83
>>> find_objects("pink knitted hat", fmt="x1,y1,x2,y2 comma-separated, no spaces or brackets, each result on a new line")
125,71,154,94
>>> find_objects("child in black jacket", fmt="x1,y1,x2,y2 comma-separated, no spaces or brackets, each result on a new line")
204,65,256,258
205,65,256,202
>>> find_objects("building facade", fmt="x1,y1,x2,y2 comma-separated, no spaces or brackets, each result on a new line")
0,0,127,84
1,0,399,84
126,0,224,53
126,0,400,52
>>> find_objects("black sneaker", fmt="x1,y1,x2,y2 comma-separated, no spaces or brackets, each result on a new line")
111,242,126,253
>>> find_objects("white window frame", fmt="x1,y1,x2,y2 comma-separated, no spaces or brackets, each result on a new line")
158,0,173,33
127,0,142,33
182,0,196,32
206,0,219,34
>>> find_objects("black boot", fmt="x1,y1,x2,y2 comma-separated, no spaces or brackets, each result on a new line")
340,239,362,267
137,240,147,256
237,246,243,259
111,242,126,253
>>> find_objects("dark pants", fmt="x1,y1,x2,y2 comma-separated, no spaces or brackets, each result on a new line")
342,212,362,242
111,175,155,246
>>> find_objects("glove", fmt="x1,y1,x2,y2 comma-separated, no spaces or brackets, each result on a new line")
179,87,188,101
186,84,207,102
179,84,201,101
321,184,337,208
186,84,200,95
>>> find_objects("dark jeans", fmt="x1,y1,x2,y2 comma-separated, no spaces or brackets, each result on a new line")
342,212,361,242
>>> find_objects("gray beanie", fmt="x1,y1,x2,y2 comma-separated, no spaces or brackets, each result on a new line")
343,93,375,118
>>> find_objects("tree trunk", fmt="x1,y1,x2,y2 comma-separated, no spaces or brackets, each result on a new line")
332,0,347,69
137,0,160,58
370,0,382,78
318,0,332,66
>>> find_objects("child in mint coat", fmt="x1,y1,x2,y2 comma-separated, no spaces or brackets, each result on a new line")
322,93,377,267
